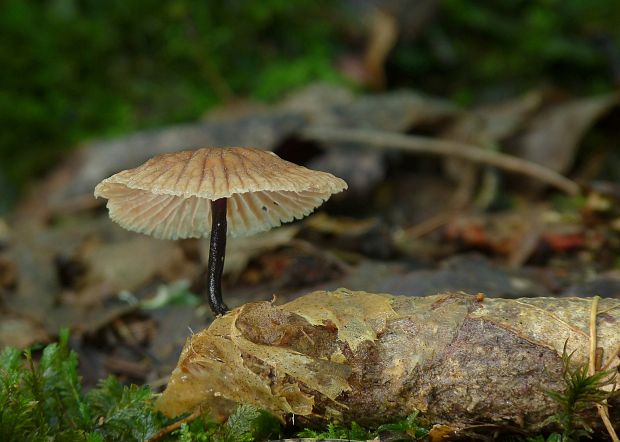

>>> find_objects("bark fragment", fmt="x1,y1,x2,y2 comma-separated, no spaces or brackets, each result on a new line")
156,289,620,435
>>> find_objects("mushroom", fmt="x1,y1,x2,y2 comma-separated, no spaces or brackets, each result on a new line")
94,147,347,316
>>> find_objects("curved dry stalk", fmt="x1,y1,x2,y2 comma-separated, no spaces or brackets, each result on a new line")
146,408,203,442
301,126,580,195
588,296,619,442
589,296,601,375
602,344,620,371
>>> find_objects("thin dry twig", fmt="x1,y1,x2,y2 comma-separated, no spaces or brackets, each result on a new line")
301,126,580,195
507,210,545,269
146,408,203,442
588,296,600,376
148,375,171,390
397,209,460,240
588,296,619,442
514,299,588,338
602,343,620,371
289,238,354,273
363,9,398,90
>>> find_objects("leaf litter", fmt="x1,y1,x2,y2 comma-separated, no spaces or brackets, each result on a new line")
1,82,620,439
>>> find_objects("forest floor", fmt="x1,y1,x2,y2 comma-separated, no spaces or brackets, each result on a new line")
1,83,619,440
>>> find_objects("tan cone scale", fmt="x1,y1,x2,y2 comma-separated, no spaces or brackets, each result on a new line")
94,147,347,239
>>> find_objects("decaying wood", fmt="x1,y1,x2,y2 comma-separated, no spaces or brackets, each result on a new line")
156,289,619,436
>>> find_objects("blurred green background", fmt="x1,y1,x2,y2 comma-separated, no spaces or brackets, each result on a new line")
1,0,619,212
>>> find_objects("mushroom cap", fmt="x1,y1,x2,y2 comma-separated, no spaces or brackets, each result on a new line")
94,147,347,239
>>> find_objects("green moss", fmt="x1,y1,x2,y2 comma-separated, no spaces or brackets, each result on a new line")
545,344,617,441
297,411,429,441
0,329,163,441
2,330,616,441
392,0,620,100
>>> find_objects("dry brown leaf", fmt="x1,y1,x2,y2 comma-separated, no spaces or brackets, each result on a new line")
363,9,398,90
0,315,49,348
515,93,620,174
0,255,17,290
441,92,543,206
304,213,379,237
0,218,10,245
79,237,188,293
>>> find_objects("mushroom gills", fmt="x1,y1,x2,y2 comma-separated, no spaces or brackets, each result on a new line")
103,185,328,240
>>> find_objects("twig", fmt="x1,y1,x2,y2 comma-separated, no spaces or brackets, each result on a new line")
289,239,353,273
588,296,599,376
588,296,619,442
301,126,580,195
514,300,587,338
602,343,620,371
146,408,203,442
507,209,544,269
363,9,398,90
148,375,171,390
398,210,459,240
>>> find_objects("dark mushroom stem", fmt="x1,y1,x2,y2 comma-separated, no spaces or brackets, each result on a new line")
206,198,229,315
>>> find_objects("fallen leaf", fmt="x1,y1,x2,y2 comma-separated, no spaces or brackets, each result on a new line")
0,218,10,247
0,315,49,348
79,237,190,293
304,213,379,237
0,255,17,290
428,424,456,441
363,9,398,90
514,93,619,174
441,91,543,206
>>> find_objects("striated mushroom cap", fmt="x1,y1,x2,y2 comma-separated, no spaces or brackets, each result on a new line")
94,147,347,239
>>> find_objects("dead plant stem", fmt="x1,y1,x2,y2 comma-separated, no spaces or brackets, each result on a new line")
301,126,580,195
588,296,619,442
589,296,599,376
146,408,202,442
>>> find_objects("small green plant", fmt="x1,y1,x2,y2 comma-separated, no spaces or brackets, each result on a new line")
297,411,429,441
173,405,281,442
544,345,617,441
526,433,564,442
298,421,373,440
88,377,162,441
376,410,430,440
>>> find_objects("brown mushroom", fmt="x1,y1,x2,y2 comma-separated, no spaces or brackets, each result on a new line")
94,147,347,315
